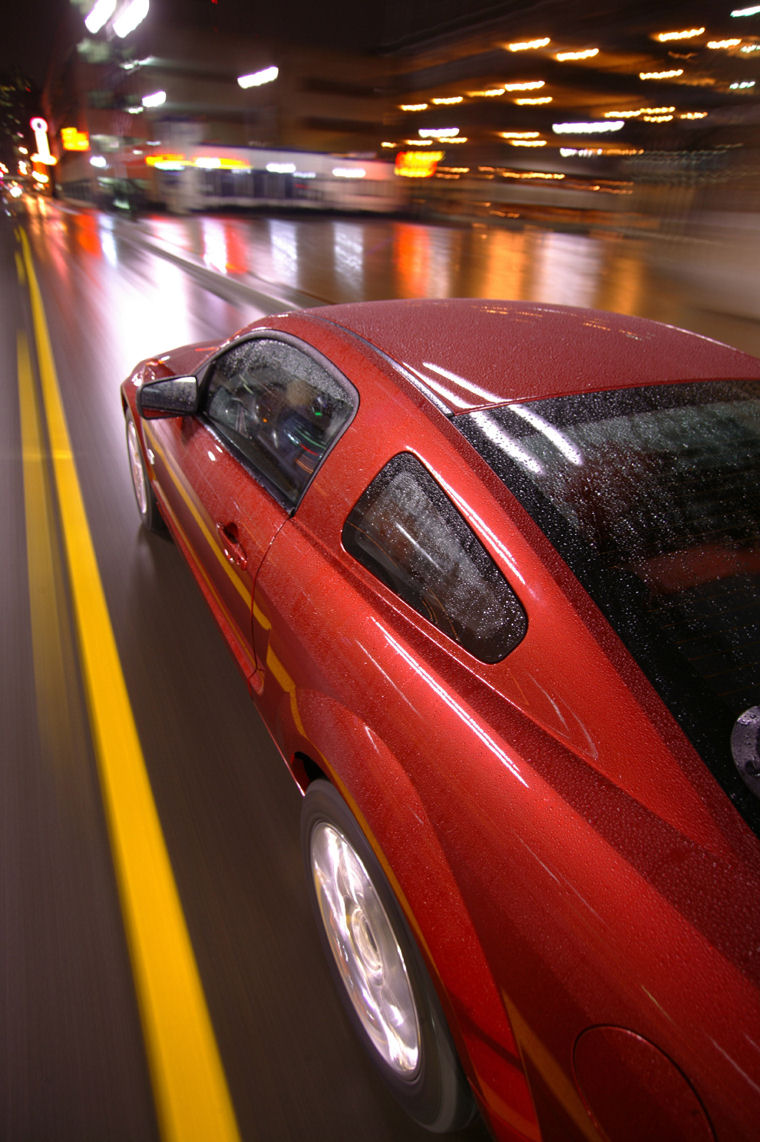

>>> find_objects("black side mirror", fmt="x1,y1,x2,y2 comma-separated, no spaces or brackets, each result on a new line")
138,375,199,419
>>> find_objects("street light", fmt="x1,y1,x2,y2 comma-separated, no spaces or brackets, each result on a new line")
85,0,117,34
113,0,150,38
84,0,149,37
80,1,152,213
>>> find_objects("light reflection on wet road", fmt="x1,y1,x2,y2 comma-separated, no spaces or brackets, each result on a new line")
126,206,760,357
143,210,654,306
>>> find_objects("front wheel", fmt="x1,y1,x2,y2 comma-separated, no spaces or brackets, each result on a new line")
300,780,474,1134
125,411,163,533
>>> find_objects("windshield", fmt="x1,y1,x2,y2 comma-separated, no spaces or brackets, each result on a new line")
455,380,760,828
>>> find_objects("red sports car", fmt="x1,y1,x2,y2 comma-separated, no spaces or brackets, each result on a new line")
122,299,760,1142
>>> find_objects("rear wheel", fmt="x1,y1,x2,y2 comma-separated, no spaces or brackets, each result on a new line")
301,780,474,1134
126,411,163,533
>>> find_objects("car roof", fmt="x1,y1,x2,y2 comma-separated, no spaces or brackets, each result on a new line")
307,299,760,413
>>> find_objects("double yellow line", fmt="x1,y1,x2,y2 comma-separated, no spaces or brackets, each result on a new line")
16,228,242,1142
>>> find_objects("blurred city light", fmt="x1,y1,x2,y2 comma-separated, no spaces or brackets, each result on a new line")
640,69,684,79
113,0,149,38
395,151,443,177
507,37,551,52
30,117,56,164
237,67,279,89
552,121,624,134
504,80,546,91
655,28,705,42
84,0,116,34
554,48,599,61
61,127,90,151
419,127,461,139
604,106,675,117
141,90,166,107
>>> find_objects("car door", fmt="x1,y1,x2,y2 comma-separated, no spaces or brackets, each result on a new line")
145,334,357,688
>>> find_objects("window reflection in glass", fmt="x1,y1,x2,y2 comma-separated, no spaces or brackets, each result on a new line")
204,337,356,506
343,453,527,662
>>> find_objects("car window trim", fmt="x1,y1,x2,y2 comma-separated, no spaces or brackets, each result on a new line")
196,329,360,512
342,450,528,664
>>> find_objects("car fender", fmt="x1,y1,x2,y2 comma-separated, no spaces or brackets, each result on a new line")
276,685,541,1140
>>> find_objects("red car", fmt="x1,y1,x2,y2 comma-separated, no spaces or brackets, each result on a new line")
122,299,760,1142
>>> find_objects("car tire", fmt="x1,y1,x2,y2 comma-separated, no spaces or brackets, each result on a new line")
125,411,164,533
300,779,475,1134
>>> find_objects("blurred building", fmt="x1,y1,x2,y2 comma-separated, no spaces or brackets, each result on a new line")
40,0,760,228
0,71,39,194
378,0,760,229
44,2,400,213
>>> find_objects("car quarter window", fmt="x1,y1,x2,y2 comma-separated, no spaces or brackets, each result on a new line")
202,337,357,506
343,453,527,663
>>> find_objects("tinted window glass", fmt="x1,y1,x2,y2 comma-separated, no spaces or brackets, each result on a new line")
343,453,527,663
455,380,760,828
203,338,356,506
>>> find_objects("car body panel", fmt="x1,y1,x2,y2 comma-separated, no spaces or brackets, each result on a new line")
144,412,287,685
254,410,760,1140
121,300,760,1142
308,298,760,406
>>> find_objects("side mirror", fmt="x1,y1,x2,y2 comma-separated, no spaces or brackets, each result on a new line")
138,375,199,419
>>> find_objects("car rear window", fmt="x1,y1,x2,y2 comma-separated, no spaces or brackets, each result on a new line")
343,452,527,663
455,380,760,827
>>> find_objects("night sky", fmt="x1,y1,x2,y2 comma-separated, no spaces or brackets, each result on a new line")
0,0,76,85
0,0,391,87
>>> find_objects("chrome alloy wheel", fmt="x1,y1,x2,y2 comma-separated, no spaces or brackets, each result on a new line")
127,416,149,518
310,821,421,1077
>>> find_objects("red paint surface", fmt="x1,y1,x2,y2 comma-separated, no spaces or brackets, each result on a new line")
122,301,760,1141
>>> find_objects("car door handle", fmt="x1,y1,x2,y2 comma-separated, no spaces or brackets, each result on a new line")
217,522,248,571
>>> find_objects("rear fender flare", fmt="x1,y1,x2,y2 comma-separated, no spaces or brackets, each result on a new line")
281,688,538,1132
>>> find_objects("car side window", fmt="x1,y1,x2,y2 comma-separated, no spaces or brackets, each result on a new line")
202,337,357,507
343,453,527,663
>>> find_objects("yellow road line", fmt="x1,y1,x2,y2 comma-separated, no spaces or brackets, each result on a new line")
18,325,60,703
17,328,85,760
17,228,243,1142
